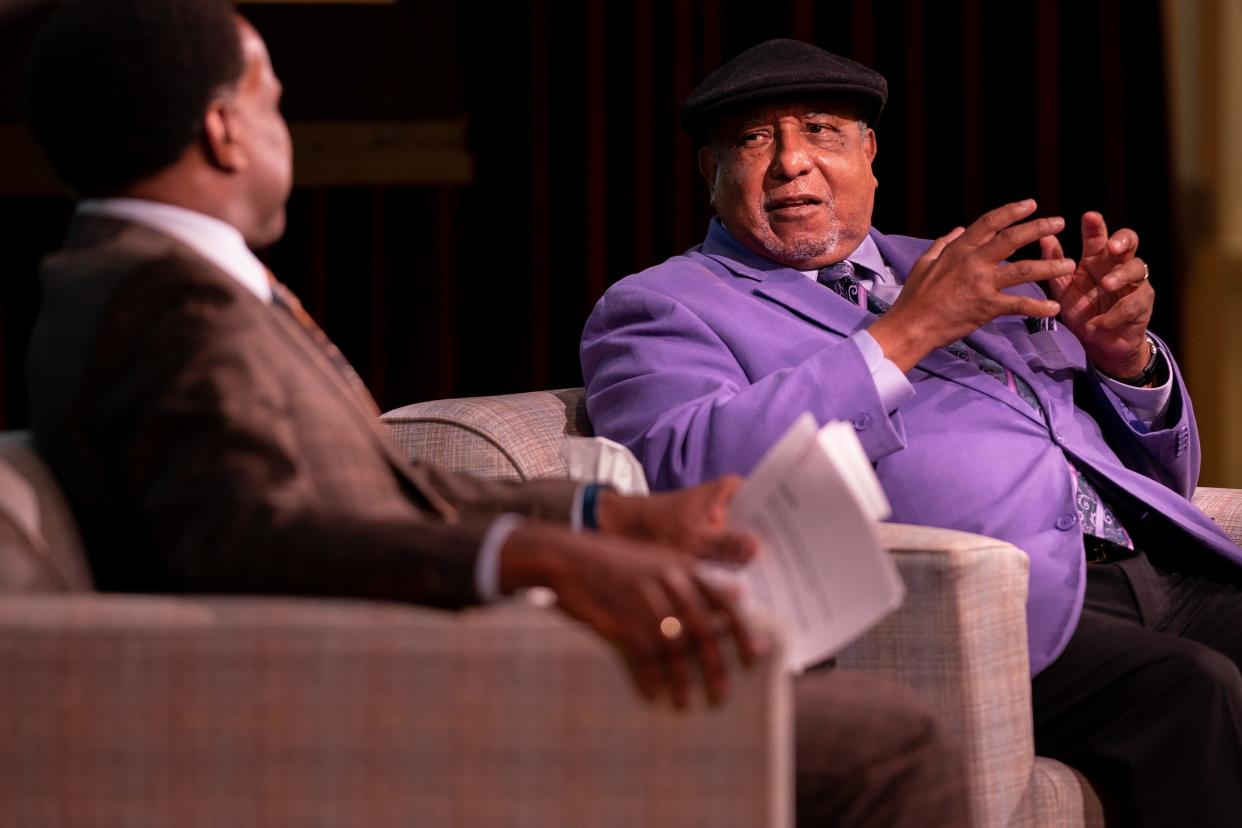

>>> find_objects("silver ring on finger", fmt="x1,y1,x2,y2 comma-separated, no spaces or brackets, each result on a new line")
1142,263,1150,281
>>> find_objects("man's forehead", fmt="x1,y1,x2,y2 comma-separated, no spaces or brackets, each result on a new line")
710,101,864,145
713,100,864,132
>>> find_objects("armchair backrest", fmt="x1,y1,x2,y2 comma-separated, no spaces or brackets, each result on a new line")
382,388,591,481
0,431,93,592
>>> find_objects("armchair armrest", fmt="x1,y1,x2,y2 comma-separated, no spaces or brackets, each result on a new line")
1192,486,1242,545
838,523,1034,828
0,595,790,828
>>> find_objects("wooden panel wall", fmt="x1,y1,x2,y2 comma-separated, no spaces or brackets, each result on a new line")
0,0,1175,429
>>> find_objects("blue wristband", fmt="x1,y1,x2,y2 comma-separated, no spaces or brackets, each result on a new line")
582,483,603,530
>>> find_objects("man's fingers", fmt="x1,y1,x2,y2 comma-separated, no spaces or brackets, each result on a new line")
683,476,759,564
698,474,743,527
702,530,761,565
560,593,662,702
662,570,729,705
1039,234,1065,261
1001,294,1061,320
1058,285,1103,321
636,578,693,709
906,227,964,285
1083,286,1154,334
694,571,761,667
996,256,1075,289
708,474,745,500
1101,258,1148,292
1107,228,1139,262
1080,211,1110,258
977,215,1066,263
921,225,966,261
1039,235,1074,301
958,198,1039,246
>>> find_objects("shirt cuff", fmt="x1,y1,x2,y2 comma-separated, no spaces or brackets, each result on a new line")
853,329,915,412
1095,367,1173,425
475,513,524,601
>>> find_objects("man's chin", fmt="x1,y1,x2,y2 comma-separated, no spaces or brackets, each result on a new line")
759,232,838,268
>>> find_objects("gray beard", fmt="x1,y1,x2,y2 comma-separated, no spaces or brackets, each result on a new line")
750,191,841,265
754,225,842,265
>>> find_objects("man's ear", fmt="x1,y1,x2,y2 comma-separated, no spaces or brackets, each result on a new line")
201,99,247,172
697,146,718,201
864,128,878,187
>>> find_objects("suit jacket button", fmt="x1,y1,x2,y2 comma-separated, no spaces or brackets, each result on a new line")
852,413,872,431
1056,513,1078,531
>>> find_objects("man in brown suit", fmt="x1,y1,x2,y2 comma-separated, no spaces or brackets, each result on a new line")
20,2,968,825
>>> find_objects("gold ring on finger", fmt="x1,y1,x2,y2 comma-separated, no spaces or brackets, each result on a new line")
659,616,684,641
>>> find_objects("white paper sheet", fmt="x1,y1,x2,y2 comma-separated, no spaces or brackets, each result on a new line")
726,413,905,672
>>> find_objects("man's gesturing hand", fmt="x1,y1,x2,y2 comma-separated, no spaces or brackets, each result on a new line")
1039,212,1155,380
868,199,1073,373
595,475,760,565
499,521,761,709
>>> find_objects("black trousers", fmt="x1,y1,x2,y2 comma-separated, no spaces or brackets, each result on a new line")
1031,548,1242,827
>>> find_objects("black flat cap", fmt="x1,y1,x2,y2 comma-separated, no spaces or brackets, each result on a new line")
681,38,888,142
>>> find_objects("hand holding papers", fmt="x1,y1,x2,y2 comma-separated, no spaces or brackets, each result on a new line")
726,413,905,672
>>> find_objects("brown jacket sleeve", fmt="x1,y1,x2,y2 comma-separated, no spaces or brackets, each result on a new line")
39,245,529,608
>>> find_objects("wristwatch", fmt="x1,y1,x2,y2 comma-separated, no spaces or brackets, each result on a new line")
1111,335,1162,387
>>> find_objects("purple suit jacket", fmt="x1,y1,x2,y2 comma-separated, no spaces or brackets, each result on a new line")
581,218,1242,674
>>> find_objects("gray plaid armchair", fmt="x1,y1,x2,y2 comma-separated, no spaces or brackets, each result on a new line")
381,387,1242,828
0,430,790,828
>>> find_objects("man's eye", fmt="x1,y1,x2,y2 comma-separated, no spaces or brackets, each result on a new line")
739,131,766,146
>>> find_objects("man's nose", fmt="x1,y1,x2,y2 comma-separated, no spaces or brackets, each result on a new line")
768,133,813,180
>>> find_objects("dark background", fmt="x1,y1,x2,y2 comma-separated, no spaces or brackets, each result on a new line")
0,0,1174,429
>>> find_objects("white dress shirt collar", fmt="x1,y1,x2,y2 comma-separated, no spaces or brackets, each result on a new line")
77,198,272,302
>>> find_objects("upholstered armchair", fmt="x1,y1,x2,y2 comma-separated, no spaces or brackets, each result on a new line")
0,431,789,828
381,387,1242,828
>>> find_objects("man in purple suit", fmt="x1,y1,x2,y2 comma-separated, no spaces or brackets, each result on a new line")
582,39,1242,825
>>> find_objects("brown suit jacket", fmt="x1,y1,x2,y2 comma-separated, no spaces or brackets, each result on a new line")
26,215,577,606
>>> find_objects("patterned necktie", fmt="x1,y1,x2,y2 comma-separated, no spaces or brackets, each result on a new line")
267,275,382,418
818,260,1133,549
818,260,890,315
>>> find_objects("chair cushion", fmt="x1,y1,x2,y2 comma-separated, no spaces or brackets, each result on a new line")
383,389,591,481
0,433,93,592
1192,486,1242,546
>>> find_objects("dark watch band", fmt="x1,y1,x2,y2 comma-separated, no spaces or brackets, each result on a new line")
1110,335,1162,387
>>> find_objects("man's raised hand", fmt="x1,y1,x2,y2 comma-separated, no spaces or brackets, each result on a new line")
868,199,1072,372
1039,211,1155,380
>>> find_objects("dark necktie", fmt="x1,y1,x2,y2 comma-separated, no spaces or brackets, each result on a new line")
267,275,382,418
817,260,889,315
817,260,1133,549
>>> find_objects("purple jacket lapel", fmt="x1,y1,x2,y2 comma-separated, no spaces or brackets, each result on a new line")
698,219,873,339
